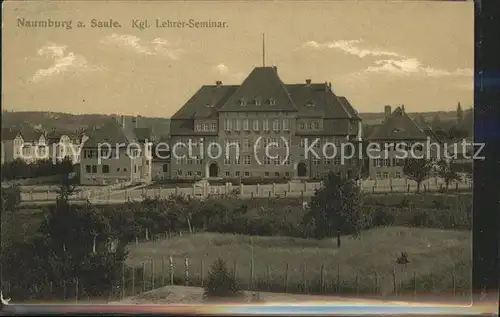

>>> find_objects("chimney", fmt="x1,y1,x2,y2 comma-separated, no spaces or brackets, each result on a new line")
324,81,328,91
328,82,332,90
132,116,139,128
305,79,311,86
216,80,222,87
384,105,391,120
401,104,405,113
121,115,126,129
273,66,277,72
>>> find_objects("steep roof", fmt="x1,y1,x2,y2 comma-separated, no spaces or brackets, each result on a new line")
368,107,428,141
218,67,298,112
1,128,22,141
82,119,136,148
172,67,356,120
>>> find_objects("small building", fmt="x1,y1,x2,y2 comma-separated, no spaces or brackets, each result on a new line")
46,130,83,164
79,117,153,185
367,105,443,180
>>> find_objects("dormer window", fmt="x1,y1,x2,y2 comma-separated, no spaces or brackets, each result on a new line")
240,99,246,106
269,98,276,105
306,101,315,107
393,128,403,133
205,104,214,108
255,98,261,106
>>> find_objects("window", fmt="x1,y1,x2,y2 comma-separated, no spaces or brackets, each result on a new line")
300,138,305,147
203,123,209,131
273,158,280,165
272,120,280,131
124,168,128,172
244,171,250,177
313,158,321,165
285,172,290,177
383,172,389,179
224,157,231,165
163,164,168,172
395,172,401,178
243,119,249,131
188,171,193,176
235,171,240,176
211,123,217,131
177,169,182,176
274,172,280,177
224,119,231,131
240,99,246,106
134,165,137,173
225,171,230,177
269,98,276,105
117,168,121,172
243,139,250,150
255,99,261,106
265,172,269,176
323,158,330,165
102,165,110,173
264,156,271,165
91,165,97,173
244,155,251,165
196,122,202,131
375,159,384,167
299,122,305,130
86,165,91,173
234,156,240,165
234,119,241,131
376,172,382,179
334,157,341,165
283,119,290,131
384,159,391,167
197,171,202,176
253,120,259,131
307,121,313,130
263,120,269,131
312,121,319,129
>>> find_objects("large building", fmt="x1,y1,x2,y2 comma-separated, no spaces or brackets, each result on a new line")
1,128,47,164
169,66,363,181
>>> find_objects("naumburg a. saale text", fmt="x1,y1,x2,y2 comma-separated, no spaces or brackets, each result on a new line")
17,18,73,29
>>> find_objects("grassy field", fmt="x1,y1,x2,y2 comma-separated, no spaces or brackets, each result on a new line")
125,227,471,296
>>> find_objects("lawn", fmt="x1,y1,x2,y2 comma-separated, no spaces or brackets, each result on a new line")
125,227,471,296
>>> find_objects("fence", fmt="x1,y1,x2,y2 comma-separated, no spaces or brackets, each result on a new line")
1,232,471,303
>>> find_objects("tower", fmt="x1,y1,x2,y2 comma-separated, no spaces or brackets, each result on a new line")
456,101,463,125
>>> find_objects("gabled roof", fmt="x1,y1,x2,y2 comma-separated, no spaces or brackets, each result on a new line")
82,119,136,148
414,115,442,143
1,128,22,141
172,67,357,121
368,107,428,141
20,129,45,143
218,67,298,112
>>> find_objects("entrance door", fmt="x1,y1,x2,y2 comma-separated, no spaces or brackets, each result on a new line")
297,162,307,177
209,163,218,178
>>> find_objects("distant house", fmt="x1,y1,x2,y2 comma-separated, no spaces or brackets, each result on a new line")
151,142,171,180
79,116,153,185
367,105,443,180
1,128,24,164
46,130,84,164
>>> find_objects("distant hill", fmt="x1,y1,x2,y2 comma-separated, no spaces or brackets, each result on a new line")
359,111,462,126
1,111,171,139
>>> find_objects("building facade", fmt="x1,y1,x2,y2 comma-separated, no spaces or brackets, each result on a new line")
79,117,153,185
1,128,48,164
367,105,443,180
169,66,363,181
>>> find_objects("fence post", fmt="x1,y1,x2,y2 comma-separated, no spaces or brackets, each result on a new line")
151,260,155,290
162,257,165,286
169,256,174,285
266,264,271,291
75,278,79,304
200,256,204,287
374,271,378,294
302,263,307,293
355,269,359,297
132,267,135,294
413,271,417,298
122,265,125,299
337,263,340,293
452,270,456,296
392,268,397,295
320,264,325,293
142,262,146,292
184,257,189,286
284,263,289,292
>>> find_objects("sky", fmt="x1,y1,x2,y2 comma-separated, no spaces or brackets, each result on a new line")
2,1,473,117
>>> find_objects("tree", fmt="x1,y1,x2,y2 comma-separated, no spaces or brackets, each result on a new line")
437,159,462,191
304,172,364,248
203,258,242,300
403,158,433,193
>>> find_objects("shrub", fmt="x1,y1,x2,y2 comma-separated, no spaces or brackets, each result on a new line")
204,258,243,300
372,207,395,227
